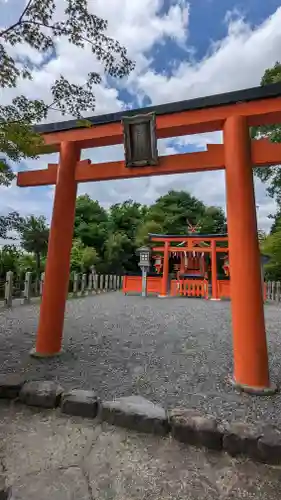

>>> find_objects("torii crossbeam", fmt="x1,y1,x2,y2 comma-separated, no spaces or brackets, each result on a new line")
17,82,281,395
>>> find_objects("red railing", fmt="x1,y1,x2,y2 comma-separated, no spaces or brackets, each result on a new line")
170,279,208,298
123,275,162,295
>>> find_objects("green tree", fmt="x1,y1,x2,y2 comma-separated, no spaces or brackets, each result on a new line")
74,195,108,254
17,215,49,275
135,220,163,247
0,211,22,239
105,201,147,272
108,200,146,240
0,0,135,184
0,245,20,276
17,253,37,275
104,232,135,274
145,190,226,236
70,238,99,273
200,206,227,234
260,226,281,280
147,190,206,235
252,62,281,203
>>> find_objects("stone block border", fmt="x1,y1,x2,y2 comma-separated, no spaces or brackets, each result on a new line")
1,375,281,466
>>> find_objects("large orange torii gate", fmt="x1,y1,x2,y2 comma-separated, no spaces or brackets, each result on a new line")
17,82,281,394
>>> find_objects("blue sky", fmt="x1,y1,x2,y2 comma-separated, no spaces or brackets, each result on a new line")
154,0,281,76
1,0,281,234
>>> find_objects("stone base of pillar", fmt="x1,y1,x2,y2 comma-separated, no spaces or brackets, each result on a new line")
210,298,221,301
229,377,278,396
29,347,63,358
158,295,169,298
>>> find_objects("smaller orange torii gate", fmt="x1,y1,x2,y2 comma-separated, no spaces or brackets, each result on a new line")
150,233,228,299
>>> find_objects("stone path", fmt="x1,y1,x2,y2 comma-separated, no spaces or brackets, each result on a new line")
1,293,281,427
1,401,281,499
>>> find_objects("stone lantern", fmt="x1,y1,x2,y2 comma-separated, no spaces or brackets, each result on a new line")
137,246,151,297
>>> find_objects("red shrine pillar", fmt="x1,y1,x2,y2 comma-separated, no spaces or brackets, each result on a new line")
210,240,219,300
159,241,169,297
32,142,80,356
224,115,275,393
180,252,185,274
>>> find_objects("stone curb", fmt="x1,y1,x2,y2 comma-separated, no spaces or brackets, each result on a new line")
99,395,170,436
61,389,99,419
0,376,281,464
0,374,25,400
168,408,223,451
19,380,64,408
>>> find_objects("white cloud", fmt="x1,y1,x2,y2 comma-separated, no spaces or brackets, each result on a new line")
1,1,280,233
134,7,281,103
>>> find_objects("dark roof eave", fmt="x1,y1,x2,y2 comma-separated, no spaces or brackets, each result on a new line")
33,82,281,135
148,233,228,240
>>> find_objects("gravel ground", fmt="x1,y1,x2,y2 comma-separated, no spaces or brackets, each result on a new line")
1,292,281,427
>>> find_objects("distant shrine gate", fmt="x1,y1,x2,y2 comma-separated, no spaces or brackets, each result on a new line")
18,82,281,394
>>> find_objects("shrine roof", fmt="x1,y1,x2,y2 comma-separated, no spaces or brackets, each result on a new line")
34,82,281,135
148,233,228,240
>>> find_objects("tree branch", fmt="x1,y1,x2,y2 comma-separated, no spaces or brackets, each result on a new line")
19,0,34,22
0,0,34,37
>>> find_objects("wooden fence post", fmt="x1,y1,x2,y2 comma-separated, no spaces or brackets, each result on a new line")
4,271,13,308
99,274,104,292
266,281,269,301
93,274,98,293
109,275,113,290
113,275,117,290
272,281,276,301
22,272,32,304
40,272,45,297
81,273,87,295
73,272,79,296
34,277,39,296
87,272,93,294
276,281,280,302
105,275,109,292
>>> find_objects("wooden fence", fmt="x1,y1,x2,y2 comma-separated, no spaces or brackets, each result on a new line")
0,271,123,308
1,272,280,306
265,281,281,302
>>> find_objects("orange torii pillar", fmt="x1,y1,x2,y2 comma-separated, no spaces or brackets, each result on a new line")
210,239,219,300
159,241,169,297
224,115,276,393
31,142,80,356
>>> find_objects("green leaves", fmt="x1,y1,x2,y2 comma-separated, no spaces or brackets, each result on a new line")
253,62,281,205
0,159,15,186
16,215,49,274
72,192,227,275
0,0,135,110
0,191,228,276
76,119,93,128
145,191,226,236
0,211,21,239
0,0,135,186
0,245,21,275
261,229,281,281
71,238,99,272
